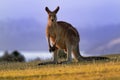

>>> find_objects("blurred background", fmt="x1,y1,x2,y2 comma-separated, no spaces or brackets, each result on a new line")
0,0,120,61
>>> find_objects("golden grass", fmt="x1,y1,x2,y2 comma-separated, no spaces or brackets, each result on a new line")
0,55,120,80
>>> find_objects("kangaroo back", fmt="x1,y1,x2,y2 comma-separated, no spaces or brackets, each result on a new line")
57,21,80,45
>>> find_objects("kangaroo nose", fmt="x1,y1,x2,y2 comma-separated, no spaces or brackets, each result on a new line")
52,19,54,22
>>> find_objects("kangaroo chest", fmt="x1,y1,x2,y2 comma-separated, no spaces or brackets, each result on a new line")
46,24,66,49
46,26,56,40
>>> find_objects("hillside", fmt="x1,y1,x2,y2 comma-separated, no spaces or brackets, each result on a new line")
0,19,120,55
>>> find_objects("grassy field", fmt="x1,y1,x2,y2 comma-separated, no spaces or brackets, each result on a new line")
0,54,120,80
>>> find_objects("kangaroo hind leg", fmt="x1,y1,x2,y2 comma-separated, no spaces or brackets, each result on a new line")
52,49,59,64
66,46,72,63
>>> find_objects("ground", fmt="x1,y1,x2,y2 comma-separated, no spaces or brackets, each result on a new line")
0,54,120,80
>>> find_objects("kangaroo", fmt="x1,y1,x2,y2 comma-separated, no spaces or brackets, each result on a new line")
45,6,84,64
42,6,109,65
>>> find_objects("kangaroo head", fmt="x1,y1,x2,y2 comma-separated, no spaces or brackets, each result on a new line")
45,6,59,22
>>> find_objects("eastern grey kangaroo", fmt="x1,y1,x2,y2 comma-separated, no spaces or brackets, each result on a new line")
45,6,84,63
40,6,109,65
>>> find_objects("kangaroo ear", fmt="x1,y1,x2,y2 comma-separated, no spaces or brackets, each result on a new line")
54,6,60,13
45,7,51,13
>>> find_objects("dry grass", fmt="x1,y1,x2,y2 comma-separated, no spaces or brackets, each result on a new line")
0,54,120,80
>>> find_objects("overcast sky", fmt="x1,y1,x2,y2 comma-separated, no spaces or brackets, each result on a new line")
0,0,120,55
0,0,120,25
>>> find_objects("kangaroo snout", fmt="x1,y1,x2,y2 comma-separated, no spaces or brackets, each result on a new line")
51,19,54,22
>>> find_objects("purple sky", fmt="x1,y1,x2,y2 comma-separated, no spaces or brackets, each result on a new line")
0,0,120,55
0,0,120,25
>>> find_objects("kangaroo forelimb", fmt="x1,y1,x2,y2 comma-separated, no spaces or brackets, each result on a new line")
49,45,57,52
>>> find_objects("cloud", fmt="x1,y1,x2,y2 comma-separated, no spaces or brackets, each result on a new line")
94,37,120,53
107,38,120,48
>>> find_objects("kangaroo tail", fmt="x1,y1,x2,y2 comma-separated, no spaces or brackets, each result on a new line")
73,44,110,61
72,44,84,61
83,56,110,61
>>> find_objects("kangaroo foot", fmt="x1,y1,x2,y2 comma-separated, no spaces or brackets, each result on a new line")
38,61,58,65
59,60,72,64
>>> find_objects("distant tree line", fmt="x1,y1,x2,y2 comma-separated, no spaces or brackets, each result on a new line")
0,50,67,62
0,50,25,62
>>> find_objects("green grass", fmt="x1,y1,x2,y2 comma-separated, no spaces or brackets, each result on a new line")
0,54,120,80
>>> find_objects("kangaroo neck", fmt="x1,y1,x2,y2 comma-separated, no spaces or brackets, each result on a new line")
48,21,57,27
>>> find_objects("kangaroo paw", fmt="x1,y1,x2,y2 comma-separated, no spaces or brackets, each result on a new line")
49,46,58,52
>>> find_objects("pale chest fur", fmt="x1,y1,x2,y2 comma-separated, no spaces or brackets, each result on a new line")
46,23,58,43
